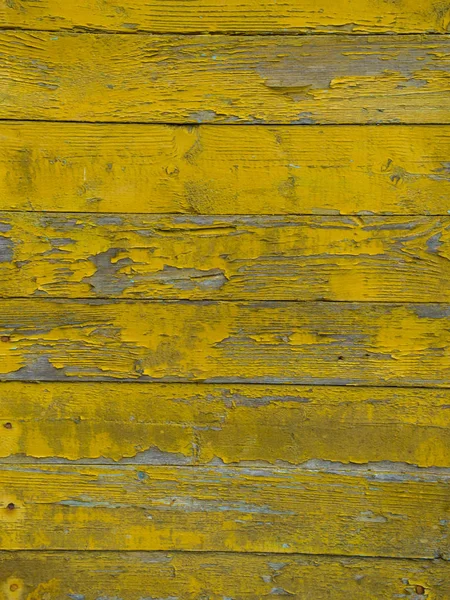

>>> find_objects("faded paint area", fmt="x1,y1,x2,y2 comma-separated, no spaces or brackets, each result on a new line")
0,300,447,385
0,552,447,599
2,33,450,123
1,0,449,33
0,383,449,467
0,213,448,301
2,123,450,215
0,464,448,556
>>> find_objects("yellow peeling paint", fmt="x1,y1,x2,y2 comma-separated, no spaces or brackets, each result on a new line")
0,300,447,386
0,213,447,301
0,464,448,556
0,1,448,589
1,0,449,33
2,33,450,124
0,552,447,599
0,383,449,467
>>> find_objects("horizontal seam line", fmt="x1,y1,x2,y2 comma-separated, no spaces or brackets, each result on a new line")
0,298,446,304
1,119,448,128
0,297,449,304
0,211,448,217
0,381,447,390
1,27,450,36
0,118,449,126
0,381,446,390
0,549,446,560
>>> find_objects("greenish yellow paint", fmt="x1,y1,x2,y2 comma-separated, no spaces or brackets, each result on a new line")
0,464,448,556
0,383,449,467
0,552,448,600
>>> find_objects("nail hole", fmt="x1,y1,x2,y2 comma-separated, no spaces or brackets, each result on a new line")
6,503,15,510
1,336,10,342
337,356,344,360
3,422,12,429
415,585,425,595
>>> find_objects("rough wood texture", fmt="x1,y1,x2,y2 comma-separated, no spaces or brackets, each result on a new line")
0,382,449,467
2,32,450,124
0,464,449,556
0,551,448,599
0,300,448,386
3,122,450,215
2,0,450,34
0,212,448,301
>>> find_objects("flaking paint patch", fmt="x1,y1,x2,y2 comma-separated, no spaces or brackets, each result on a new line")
1,383,449,466
3,33,450,124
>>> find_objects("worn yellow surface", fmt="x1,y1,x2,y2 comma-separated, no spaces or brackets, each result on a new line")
0,552,448,600
0,382,449,467
3,122,450,215
2,0,450,33
0,212,448,301
0,300,448,386
2,32,450,124
0,464,448,556
1,0,449,591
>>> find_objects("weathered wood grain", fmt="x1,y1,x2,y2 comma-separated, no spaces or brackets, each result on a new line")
3,122,450,215
2,32,450,124
0,464,449,555
0,212,448,301
0,551,448,599
1,382,449,467
2,0,450,34
0,299,447,386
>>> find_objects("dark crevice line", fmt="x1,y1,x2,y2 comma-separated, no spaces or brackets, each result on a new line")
0,381,446,391
0,380,447,390
0,297,449,304
0,117,448,127
1,119,448,128
0,549,446,561
0,210,448,217
1,26,450,36
0,296,447,303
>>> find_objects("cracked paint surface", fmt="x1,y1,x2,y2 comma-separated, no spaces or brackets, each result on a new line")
0,213,448,301
0,383,449,467
0,2,449,597
0,463,448,556
1,0,450,33
0,300,447,385
2,33,450,124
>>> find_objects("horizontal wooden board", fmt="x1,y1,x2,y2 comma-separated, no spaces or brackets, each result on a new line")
2,33,450,124
0,299,448,385
3,122,450,215
2,0,450,34
0,551,448,599
0,212,448,301
0,464,449,555
0,382,449,467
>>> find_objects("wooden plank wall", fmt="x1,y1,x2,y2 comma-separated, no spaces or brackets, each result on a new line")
0,0,449,598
